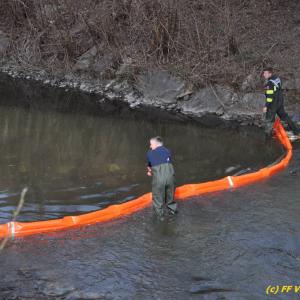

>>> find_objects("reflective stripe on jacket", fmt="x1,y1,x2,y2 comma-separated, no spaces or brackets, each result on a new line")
264,76,282,109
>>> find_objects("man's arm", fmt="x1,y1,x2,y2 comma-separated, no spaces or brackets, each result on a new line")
147,166,152,176
146,152,152,176
167,149,172,163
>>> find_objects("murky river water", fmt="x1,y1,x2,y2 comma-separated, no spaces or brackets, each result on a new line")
0,80,281,223
0,75,299,299
0,105,281,223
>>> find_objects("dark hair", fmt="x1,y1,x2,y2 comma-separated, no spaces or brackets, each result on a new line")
262,67,273,73
151,136,163,144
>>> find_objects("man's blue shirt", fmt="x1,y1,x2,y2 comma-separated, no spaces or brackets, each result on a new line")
147,146,172,167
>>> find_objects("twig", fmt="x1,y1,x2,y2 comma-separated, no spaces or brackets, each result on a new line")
255,42,278,72
0,187,28,251
13,0,28,8
209,84,226,109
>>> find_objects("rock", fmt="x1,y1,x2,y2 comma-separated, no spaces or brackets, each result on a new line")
64,74,74,81
232,93,265,115
241,73,261,92
92,54,117,77
73,46,98,71
284,76,300,91
177,89,193,99
73,60,92,72
136,70,185,105
116,57,133,76
224,92,265,124
180,85,233,116
92,60,107,75
106,92,116,100
124,92,138,104
80,46,97,61
40,281,75,297
66,291,106,300
292,113,300,123
93,60,109,76
129,102,140,108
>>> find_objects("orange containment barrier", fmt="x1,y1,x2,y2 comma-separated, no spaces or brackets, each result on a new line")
0,119,292,239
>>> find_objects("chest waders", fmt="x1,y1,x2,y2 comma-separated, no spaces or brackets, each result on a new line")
151,163,177,217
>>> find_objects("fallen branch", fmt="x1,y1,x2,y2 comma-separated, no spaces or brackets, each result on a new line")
209,84,226,109
0,187,28,251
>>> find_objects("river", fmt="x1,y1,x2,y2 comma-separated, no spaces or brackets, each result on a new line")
0,74,299,299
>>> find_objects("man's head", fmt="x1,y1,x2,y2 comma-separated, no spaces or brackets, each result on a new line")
149,136,163,150
262,67,273,80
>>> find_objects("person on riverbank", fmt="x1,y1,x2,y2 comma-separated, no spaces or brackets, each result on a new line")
262,67,300,136
146,136,177,220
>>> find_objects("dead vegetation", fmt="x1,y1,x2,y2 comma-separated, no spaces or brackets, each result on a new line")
0,0,299,87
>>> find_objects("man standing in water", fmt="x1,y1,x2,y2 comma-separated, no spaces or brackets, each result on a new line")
146,136,177,220
262,67,300,136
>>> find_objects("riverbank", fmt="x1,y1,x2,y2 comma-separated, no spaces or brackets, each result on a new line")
1,1,300,127
1,64,299,129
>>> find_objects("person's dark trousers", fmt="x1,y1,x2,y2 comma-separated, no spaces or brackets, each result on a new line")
265,105,300,136
277,104,300,134
151,163,177,217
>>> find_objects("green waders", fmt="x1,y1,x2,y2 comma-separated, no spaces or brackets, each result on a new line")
151,163,177,217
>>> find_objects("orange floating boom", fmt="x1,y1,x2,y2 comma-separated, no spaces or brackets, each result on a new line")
0,119,292,239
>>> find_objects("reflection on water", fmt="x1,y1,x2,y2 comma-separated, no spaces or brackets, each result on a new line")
0,105,281,223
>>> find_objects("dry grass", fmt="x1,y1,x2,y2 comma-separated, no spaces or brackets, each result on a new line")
0,0,299,87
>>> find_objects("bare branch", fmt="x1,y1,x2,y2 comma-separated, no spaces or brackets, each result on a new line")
0,187,28,251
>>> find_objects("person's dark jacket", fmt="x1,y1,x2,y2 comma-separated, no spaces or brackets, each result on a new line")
147,146,175,184
264,75,283,111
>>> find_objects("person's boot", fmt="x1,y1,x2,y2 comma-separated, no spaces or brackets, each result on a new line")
167,209,178,216
286,116,300,135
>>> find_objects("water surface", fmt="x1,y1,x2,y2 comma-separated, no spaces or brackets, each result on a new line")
0,104,281,223
0,74,298,300
1,148,299,299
